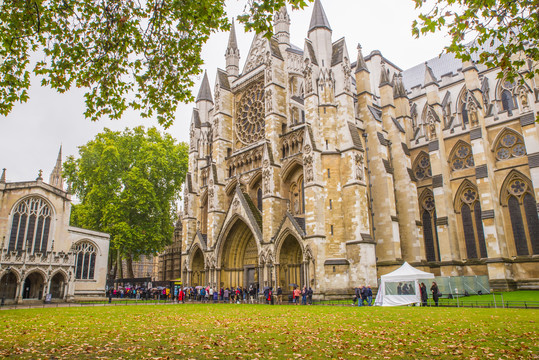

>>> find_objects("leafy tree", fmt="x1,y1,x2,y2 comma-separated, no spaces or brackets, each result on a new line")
64,126,188,278
0,0,310,127
412,0,538,84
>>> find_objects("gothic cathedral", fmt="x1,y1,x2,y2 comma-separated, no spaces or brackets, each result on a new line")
181,0,539,296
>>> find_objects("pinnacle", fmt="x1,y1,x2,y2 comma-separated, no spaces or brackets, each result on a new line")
308,0,332,33
228,18,238,50
196,71,213,103
424,61,438,87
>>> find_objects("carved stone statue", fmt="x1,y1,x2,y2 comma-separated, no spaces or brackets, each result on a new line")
355,153,364,181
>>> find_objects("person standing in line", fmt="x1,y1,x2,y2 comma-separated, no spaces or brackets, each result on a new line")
430,282,440,307
366,285,373,306
293,287,300,305
354,287,360,306
361,285,368,307
307,287,313,305
301,286,307,305
277,286,283,305
420,282,428,306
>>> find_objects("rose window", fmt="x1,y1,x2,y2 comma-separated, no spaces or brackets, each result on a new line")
414,154,432,180
495,131,526,161
450,143,474,171
462,189,477,204
509,180,526,196
236,81,265,145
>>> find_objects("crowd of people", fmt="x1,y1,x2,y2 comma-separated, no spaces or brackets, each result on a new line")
353,285,373,306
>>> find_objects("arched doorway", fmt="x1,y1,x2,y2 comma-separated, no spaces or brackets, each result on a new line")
50,273,66,299
278,234,303,293
220,220,258,289
191,248,205,286
23,272,44,300
0,272,17,301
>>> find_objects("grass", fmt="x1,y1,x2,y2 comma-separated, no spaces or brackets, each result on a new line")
0,304,537,359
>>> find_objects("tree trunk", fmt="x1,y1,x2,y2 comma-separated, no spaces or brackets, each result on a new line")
117,251,123,279
125,254,135,279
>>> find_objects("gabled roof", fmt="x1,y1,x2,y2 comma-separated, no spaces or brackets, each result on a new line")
216,69,231,90
331,38,345,67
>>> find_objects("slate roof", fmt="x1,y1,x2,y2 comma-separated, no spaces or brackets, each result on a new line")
331,38,345,67
217,69,230,90
196,71,213,103
348,122,364,151
308,0,332,33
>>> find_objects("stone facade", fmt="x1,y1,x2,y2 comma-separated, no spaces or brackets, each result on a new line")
0,149,110,303
182,0,539,297
157,220,183,281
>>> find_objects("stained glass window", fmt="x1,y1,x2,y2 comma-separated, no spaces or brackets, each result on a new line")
495,130,526,161
236,81,265,144
414,153,432,180
74,242,97,280
450,143,474,171
8,197,52,253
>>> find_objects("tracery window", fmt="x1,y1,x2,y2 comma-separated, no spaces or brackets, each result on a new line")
455,183,487,259
450,142,474,171
8,197,52,253
74,242,97,280
420,191,440,262
494,129,526,161
236,81,265,145
500,80,516,115
502,174,539,256
413,153,432,180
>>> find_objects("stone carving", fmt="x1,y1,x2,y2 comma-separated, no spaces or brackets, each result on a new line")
304,144,312,155
468,101,479,127
236,81,265,145
263,168,271,195
304,154,313,182
265,88,273,114
265,51,272,83
214,85,220,111
208,181,214,210
343,57,352,93
303,59,313,94
355,153,364,181
427,113,436,140
518,86,529,109
244,36,266,73
232,199,240,210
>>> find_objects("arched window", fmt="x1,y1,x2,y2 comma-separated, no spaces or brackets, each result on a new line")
449,141,475,171
501,89,515,114
8,197,52,253
420,191,440,262
501,173,539,256
74,242,97,280
455,183,488,259
413,153,432,181
494,129,526,161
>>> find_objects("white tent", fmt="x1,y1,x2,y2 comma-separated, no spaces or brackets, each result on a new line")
374,262,435,306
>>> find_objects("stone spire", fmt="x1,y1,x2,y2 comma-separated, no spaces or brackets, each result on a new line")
308,0,332,33
393,73,407,98
274,6,290,45
225,19,240,78
196,71,213,103
49,145,64,190
423,61,438,87
0,168,5,183
355,44,368,73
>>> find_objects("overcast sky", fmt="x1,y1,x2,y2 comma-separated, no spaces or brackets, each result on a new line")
0,0,449,183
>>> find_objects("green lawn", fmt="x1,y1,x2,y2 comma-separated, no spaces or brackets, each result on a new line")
0,304,537,359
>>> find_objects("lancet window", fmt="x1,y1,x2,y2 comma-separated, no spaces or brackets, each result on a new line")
455,182,487,259
8,197,52,253
420,190,440,262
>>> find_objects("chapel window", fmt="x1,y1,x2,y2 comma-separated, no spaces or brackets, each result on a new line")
413,153,432,180
8,197,52,254
494,129,526,161
421,191,440,262
456,185,487,259
503,175,539,256
450,142,475,171
74,242,97,280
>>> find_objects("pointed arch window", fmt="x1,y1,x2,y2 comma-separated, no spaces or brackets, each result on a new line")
8,197,52,253
450,142,475,171
74,242,97,280
257,187,263,211
494,129,526,161
413,153,432,181
420,191,440,262
502,174,539,256
455,184,488,259
499,80,516,115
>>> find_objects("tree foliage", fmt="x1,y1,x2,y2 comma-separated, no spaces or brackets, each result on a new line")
63,127,188,274
412,0,539,84
0,0,310,127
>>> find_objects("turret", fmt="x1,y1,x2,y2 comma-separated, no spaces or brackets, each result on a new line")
307,0,332,68
49,145,63,190
274,6,290,46
225,19,240,78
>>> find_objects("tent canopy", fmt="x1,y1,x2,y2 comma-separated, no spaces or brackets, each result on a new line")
381,262,435,281
375,262,435,307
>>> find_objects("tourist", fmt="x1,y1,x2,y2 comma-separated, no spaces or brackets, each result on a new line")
293,287,301,305
397,282,402,295
266,287,272,304
430,282,440,307
420,282,428,306
366,285,373,306
307,287,313,305
301,286,307,305
276,286,283,305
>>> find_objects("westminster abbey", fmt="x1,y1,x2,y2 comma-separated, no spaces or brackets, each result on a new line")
180,0,539,297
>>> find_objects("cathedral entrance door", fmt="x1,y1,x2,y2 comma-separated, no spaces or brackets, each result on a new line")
220,220,258,289
278,235,303,294
191,248,205,287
